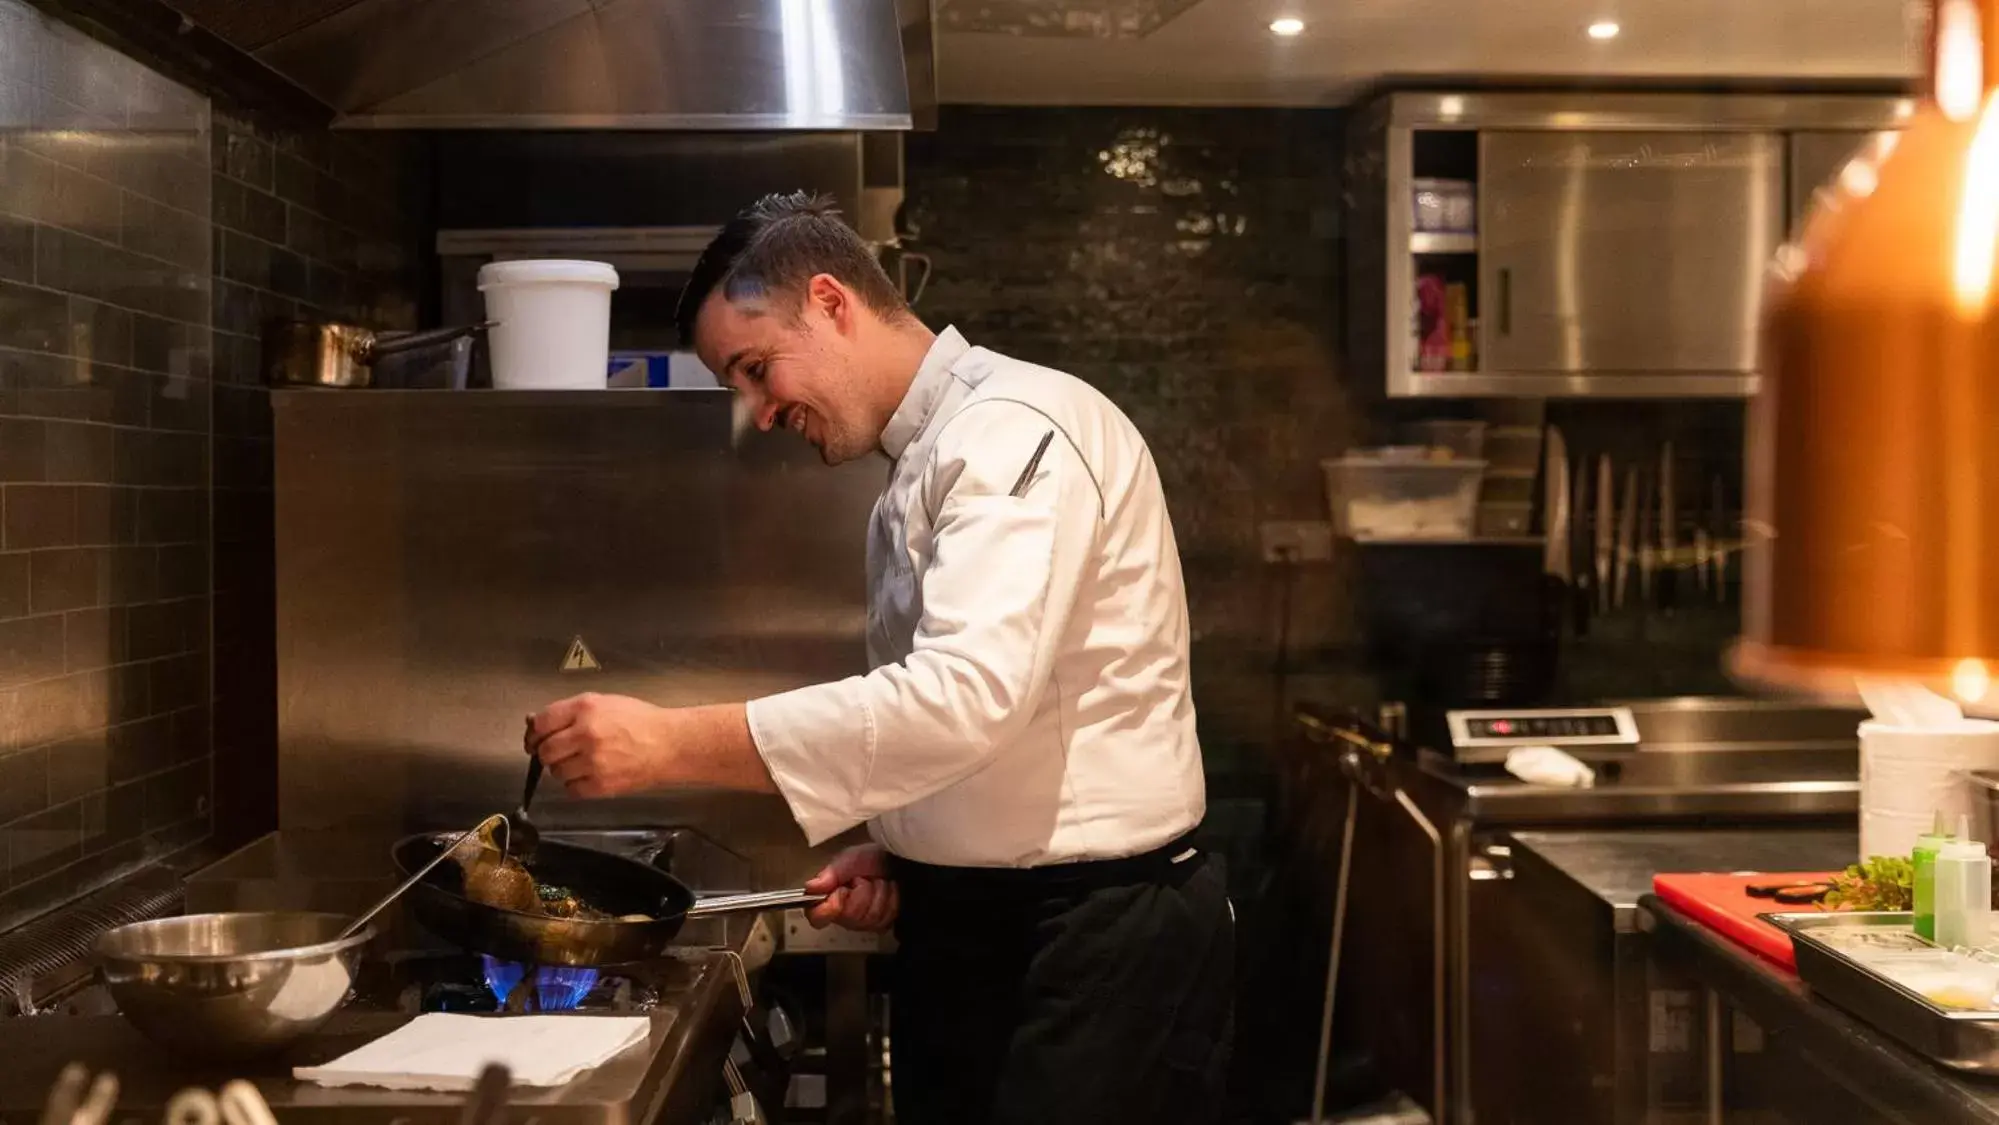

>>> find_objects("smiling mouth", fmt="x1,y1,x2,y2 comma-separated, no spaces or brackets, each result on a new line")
781,405,815,443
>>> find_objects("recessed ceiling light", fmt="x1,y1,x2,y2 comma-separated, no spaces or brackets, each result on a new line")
1587,20,1621,40
1270,17,1305,36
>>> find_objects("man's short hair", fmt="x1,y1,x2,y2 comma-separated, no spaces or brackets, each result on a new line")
675,191,909,350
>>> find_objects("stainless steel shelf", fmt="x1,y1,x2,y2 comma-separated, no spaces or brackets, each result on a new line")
1387,370,1761,398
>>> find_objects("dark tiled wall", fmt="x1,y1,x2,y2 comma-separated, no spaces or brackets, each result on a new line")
0,0,212,927
905,106,1361,776
0,0,431,928
904,107,1747,768
207,112,428,851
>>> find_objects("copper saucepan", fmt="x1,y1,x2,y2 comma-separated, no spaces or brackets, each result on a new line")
264,319,492,388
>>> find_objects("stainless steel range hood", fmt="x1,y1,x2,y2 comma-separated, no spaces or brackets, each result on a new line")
161,0,934,130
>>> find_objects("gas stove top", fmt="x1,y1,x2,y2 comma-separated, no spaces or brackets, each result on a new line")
359,948,707,1015
0,828,758,1125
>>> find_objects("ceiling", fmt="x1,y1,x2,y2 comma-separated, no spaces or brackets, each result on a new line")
934,0,1920,106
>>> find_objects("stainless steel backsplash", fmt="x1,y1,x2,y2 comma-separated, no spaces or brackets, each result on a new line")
273,390,880,847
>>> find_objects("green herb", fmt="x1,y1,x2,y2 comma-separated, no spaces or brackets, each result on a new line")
1823,855,1915,911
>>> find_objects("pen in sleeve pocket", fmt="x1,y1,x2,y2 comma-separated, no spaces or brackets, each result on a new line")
1009,431,1056,498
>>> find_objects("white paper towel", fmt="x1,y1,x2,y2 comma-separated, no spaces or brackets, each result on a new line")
1504,746,1597,788
1860,720,1999,860
294,1014,651,1091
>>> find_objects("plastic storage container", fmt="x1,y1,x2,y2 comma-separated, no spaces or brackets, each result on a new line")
1915,812,1954,942
478,259,620,390
1401,420,1490,461
1324,454,1488,541
1935,822,1993,951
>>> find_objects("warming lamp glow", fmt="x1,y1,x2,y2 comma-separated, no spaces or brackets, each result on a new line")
1730,0,1999,712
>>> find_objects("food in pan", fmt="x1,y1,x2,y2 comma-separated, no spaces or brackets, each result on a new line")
449,823,651,922
458,824,539,913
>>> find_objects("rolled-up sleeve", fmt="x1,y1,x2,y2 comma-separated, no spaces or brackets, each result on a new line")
745,402,1097,845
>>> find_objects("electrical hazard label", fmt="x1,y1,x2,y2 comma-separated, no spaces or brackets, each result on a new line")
560,635,601,673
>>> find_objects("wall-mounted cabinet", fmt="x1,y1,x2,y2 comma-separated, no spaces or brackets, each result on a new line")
1347,93,1910,399
1788,130,1901,220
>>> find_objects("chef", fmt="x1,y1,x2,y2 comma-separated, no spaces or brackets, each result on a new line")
528,191,1232,1125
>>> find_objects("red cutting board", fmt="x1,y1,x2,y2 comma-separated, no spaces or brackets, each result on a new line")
1652,871,1843,971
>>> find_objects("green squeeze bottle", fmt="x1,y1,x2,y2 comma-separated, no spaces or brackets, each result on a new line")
1915,811,1954,942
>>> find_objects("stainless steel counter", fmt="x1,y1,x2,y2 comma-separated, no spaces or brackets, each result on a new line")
1415,749,1858,825
0,956,742,1125
1645,897,1999,1124
1510,827,1857,930
1283,705,1864,1125
0,826,765,1125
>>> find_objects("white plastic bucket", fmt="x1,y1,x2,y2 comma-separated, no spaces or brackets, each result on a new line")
1859,719,1999,859
477,260,620,390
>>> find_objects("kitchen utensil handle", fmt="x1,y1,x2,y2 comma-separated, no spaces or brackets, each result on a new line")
164,1089,217,1125
686,889,827,918
367,321,495,360
341,813,508,940
70,1072,117,1125
38,1064,86,1125
456,1065,512,1125
522,756,543,811
902,252,934,307
217,1082,278,1125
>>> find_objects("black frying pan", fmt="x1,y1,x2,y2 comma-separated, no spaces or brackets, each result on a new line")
392,832,820,966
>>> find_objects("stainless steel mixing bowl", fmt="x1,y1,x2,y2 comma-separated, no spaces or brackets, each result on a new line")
93,911,374,1061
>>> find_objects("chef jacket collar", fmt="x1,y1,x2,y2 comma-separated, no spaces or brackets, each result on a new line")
880,326,970,462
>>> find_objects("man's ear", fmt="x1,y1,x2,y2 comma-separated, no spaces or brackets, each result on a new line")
807,273,853,332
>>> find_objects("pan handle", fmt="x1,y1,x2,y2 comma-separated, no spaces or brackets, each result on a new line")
685,889,826,918
364,321,494,361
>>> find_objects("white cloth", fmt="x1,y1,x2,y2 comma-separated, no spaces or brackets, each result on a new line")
1503,746,1597,789
293,1013,651,1090
746,327,1206,867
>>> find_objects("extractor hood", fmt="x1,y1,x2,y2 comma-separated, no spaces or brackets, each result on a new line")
156,0,935,130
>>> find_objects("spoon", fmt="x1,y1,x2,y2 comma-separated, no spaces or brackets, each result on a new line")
505,754,544,864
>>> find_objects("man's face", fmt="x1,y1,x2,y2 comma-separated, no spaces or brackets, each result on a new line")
694,275,876,465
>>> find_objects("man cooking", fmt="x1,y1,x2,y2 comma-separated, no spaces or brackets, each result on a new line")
527,192,1232,1125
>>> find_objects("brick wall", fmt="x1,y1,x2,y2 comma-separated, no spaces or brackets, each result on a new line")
905,106,1362,778
0,0,430,928
0,0,212,927
905,106,1747,771
207,112,428,851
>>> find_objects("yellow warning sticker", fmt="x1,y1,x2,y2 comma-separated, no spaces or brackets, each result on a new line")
560,635,601,673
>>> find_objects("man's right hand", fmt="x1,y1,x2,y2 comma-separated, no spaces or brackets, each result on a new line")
804,844,898,932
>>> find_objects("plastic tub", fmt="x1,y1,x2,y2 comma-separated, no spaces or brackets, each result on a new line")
478,259,620,390
1402,419,1490,461
1324,454,1488,541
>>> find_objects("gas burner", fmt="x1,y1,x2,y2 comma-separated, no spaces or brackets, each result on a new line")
351,952,674,1015
481,956,600,1012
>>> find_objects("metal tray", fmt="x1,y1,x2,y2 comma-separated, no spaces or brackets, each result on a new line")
1768,911,1999,1073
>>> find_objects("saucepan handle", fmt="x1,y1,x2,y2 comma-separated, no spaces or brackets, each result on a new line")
685,889,825,918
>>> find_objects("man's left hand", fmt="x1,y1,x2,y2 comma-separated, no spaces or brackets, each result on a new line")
528,693,672,797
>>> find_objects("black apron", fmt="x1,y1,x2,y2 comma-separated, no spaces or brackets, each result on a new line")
888,834,1235,1125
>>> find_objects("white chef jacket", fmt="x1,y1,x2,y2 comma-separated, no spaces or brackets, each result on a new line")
745,326,1206,868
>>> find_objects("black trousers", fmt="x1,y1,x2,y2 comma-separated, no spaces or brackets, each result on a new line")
888,840,1235,1125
